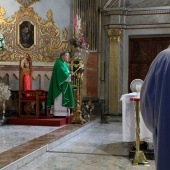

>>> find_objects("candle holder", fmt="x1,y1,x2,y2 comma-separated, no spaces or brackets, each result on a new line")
71,70,85,124
130,97,150,166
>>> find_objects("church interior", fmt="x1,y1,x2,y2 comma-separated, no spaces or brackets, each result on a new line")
1,0,170,169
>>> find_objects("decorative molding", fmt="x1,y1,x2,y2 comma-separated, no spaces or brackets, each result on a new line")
17,0,40,7
0,6,69,64
0,65,52,90
127,9,170,15
104,6,170,16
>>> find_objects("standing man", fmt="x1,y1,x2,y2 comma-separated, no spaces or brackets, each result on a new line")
47,51,74,117
140,47,170,170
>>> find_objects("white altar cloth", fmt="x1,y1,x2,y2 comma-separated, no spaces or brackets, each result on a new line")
120,92,153,143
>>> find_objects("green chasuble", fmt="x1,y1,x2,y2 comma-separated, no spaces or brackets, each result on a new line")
47,58,74,108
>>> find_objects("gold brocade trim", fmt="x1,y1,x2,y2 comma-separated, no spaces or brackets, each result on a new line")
0,6,69,63
107,28,121,43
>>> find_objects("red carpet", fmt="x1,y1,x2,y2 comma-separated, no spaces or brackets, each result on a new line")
7,115,74,126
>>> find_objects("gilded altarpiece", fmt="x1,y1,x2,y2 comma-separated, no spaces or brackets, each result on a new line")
0,6,69,63
0,5,70,111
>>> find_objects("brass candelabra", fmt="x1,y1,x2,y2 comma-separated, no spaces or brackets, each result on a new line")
130,97,150,166
70,59,85,124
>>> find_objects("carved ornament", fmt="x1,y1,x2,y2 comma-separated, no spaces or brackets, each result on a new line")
0,6,69,63
17,0,40,7
107,28,121,43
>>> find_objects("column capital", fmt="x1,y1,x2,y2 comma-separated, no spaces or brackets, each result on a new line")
107,28,122,43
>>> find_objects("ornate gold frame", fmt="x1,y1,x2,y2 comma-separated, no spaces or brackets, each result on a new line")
0,6,69,64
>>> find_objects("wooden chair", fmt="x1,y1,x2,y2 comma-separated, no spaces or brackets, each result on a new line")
18,53,48,118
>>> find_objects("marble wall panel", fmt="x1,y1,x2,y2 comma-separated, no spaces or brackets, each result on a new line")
110,15,125,25
120,0,125,7
32,75,40,90
44,75,50,91
0,75,8,85
82,52,98,98
125,0,170,8
126,14,170,25
110,16,120,25
11,75,19,90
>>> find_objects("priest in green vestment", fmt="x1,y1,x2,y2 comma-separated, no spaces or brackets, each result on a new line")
47,52,74,117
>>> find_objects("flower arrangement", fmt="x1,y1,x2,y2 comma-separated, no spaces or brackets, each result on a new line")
0,83,11,101
69,14,89,61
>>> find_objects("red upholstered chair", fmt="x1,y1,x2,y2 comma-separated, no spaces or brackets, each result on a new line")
18,53,48,118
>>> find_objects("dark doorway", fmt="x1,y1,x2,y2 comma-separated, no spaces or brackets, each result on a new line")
128,37,170,92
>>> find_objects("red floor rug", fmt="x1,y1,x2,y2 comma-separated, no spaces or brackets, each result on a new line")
7,115,74,126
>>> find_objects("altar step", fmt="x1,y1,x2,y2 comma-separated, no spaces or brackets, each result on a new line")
7,115,74,126
1,116,99,170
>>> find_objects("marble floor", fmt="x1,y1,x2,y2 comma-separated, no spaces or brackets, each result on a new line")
0,116,156,170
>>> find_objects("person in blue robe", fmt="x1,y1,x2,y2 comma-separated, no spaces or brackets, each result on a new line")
140,47,170,170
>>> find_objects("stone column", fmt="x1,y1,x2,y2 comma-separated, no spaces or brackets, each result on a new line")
107,28,121,113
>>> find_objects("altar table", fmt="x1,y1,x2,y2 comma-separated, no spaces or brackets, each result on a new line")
120,92,153,143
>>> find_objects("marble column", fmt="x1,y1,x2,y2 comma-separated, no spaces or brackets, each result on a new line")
107,28,121,113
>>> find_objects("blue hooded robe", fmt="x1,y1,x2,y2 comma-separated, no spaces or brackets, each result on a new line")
140,47,170,170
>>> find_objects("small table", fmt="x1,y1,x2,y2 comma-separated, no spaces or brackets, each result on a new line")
120,93,152,143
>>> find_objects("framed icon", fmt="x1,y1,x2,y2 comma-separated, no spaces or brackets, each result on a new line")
19,21,35,49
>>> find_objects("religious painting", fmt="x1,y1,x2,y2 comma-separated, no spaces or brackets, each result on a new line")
19,21,34,49
0,6,68,63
